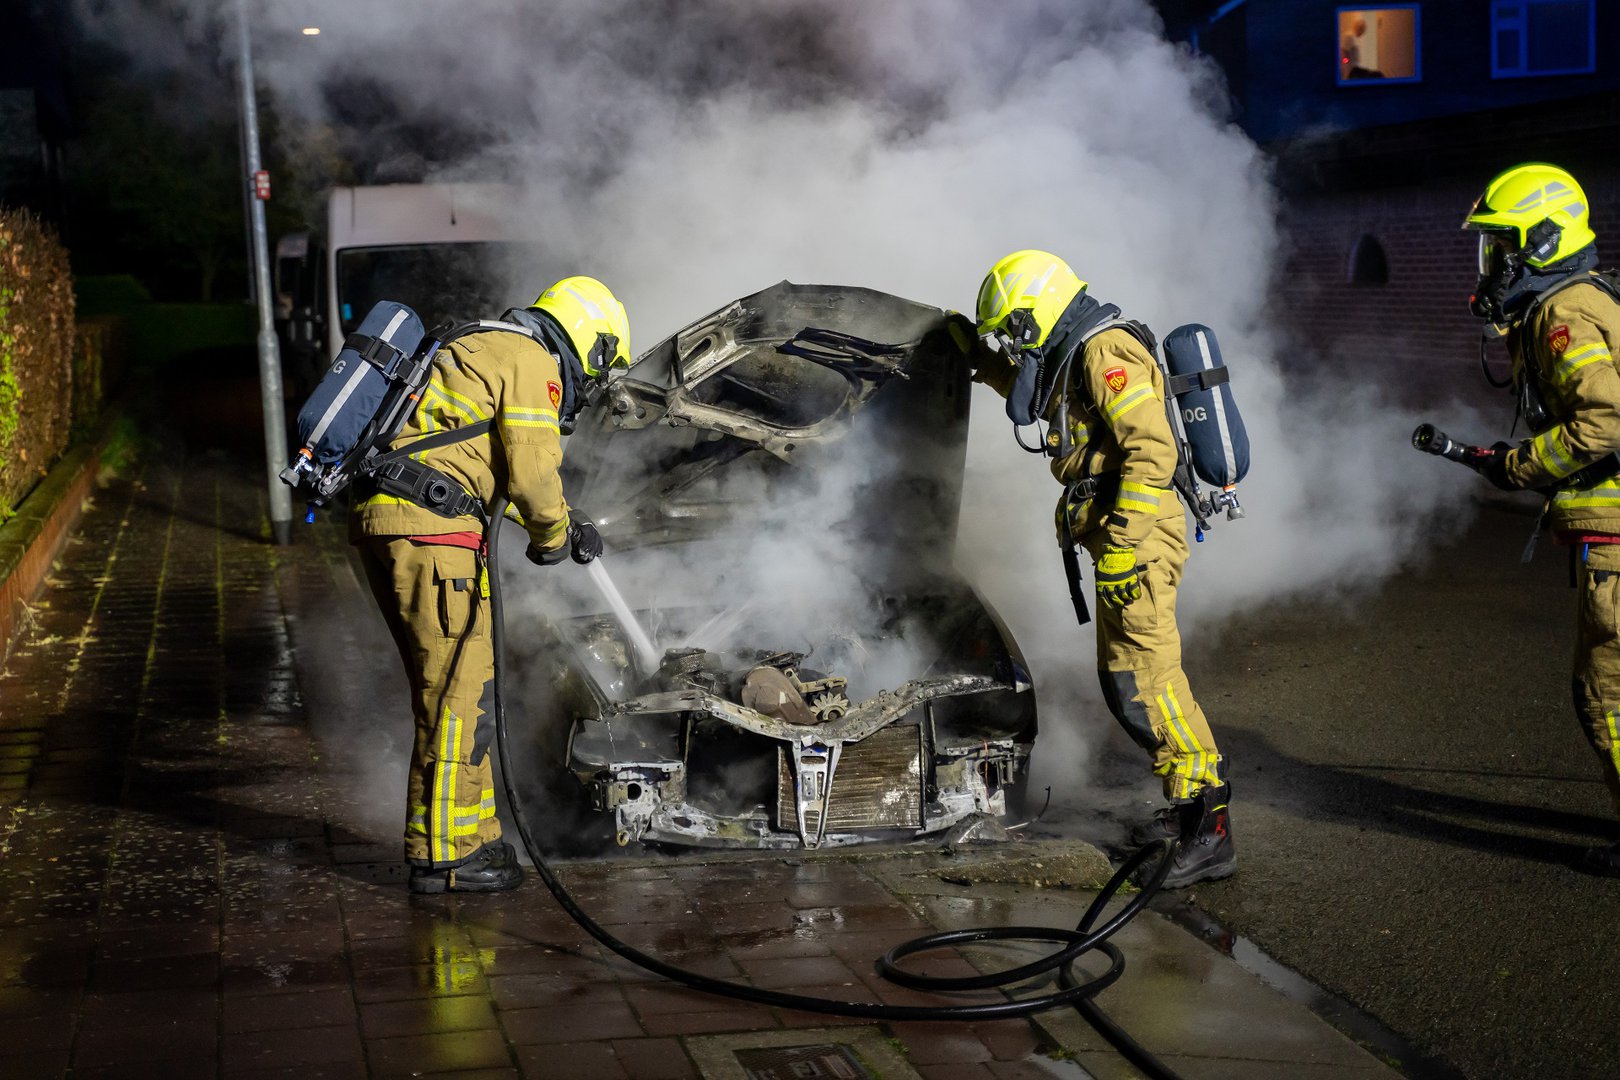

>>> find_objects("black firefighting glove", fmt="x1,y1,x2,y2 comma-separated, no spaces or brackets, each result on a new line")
569,518,603,564
1476,441,1517,492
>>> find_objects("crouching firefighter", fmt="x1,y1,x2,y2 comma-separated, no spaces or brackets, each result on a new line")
1460,163,1620,878
972,250,1235,888
353,276,631,894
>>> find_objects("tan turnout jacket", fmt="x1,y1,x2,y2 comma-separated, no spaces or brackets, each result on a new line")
352,328,573,554
1503,280,1620,534
978,326,1181,546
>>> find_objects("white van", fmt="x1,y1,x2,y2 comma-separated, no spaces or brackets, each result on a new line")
275,183,550,391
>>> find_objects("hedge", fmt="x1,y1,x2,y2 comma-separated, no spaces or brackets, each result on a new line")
0,209,86,521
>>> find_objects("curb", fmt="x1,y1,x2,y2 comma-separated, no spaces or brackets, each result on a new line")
0,435,107,661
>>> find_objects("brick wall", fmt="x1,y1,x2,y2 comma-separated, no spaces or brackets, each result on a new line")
1273,165,1620,411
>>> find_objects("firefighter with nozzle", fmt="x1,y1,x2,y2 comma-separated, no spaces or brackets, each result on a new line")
1459,163,1620,877
971,250,1234,888
354,276,630,894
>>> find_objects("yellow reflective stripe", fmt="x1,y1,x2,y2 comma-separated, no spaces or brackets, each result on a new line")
1117,493,1156,513
1117,481,1166,514
501,406,560,422
537,516,570,545
1104,384,1156,424
500,413,561,431
1157,685,1209,800
1555,342,1611,382
419,384,483,432
452,795,498,826
433,381,490,421
1555,477,1620,508
1532,427,1580,479
433,706,463,864
1605,709,1620,790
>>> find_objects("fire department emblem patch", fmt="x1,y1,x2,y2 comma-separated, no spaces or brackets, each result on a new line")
1549,325,1571,353
1104,366,1128,394
547,381,562,409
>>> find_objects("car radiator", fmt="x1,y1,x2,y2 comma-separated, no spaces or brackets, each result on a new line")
775,723,924,832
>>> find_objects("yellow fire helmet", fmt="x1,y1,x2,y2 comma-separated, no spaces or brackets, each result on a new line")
975,249,1087,351
531,275,632,377
1463,163,1596,270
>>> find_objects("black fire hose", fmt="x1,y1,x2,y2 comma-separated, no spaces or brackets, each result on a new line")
483,500,1187,1078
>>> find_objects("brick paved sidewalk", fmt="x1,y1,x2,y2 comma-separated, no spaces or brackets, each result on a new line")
0,453,1403,1080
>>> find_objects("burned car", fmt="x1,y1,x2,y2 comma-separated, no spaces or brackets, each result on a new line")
510,281,1036,849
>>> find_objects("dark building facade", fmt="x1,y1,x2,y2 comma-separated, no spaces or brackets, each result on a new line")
1164,0,1620,409
0,3,73,223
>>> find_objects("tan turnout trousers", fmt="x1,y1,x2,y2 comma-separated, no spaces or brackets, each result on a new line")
361,537,502,868
1574,544,1620,820
1083,512,1221,802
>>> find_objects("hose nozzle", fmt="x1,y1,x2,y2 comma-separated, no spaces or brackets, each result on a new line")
1413,423,1468,463
1413,423,1497,470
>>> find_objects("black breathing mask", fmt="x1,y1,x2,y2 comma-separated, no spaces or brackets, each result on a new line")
982,309,1049,427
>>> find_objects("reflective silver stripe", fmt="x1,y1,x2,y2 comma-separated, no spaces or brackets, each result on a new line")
307,307,413,448
1513,181,1571,212
474,320,538,337
1196,328,1239,481
1023,262,1058,300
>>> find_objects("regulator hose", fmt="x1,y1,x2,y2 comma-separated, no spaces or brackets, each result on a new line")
484,502,1186,1076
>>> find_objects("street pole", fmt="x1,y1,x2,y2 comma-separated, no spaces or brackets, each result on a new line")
235,0,294,545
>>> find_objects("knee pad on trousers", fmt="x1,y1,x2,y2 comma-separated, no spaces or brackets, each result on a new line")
1099,668,1158,752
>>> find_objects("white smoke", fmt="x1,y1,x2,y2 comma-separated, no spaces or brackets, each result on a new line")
77,0,1483,811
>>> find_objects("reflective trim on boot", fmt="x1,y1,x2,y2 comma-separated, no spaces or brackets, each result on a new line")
409,839,523,894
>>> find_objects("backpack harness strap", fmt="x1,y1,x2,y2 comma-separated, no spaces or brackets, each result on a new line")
344,332,414,380
1166,366,1229,396
365,420,494,522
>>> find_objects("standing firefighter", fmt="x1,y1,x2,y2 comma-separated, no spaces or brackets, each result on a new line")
972,250,1234,888
355,276,630,893
1462,164,1620,876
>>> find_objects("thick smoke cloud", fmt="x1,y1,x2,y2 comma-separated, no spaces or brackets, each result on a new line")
75,0,1482,807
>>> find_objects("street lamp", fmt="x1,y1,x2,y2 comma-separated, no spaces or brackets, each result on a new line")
234,0,294,545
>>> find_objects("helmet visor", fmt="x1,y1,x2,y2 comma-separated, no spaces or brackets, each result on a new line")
1477,231,1516,278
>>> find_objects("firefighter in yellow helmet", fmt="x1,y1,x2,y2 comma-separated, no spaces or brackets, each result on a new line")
1461,164,1620,877
353,276,631,893
973,250,1233,888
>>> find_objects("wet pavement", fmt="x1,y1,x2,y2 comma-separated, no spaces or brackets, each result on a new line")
0,448,1406,1080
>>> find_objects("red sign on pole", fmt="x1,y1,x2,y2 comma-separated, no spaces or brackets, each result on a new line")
253,170,271,200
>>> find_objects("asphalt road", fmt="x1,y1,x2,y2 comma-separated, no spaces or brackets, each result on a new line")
1042,496,1620,1080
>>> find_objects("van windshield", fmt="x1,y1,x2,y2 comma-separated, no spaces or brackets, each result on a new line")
335,242,549,335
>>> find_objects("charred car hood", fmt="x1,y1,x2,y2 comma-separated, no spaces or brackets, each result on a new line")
562,280,979,552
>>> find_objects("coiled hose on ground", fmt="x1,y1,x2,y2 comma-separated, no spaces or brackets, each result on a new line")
484,504,1186,1080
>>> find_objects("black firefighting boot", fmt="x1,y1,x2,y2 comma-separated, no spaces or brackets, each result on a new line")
409,840,523,895
1127,804,1181,847
1129,761,1230,848
1580,841,1620,878
1150,784,1235,890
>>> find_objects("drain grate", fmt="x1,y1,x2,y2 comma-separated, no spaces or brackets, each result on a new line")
733,1042,874,1080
